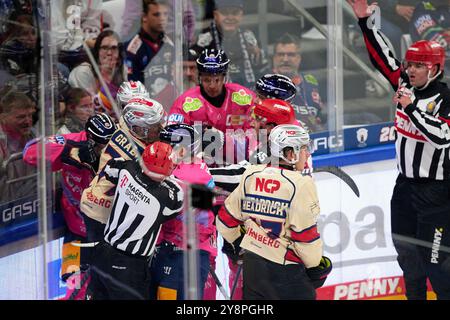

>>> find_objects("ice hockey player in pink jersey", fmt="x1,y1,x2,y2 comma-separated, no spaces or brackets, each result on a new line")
168,49,256,165
23,114,116,299
150,124,217,300
23,113,116,238
169,48,255,132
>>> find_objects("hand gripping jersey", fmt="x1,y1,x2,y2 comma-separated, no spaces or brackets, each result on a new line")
168,83,256,133
359,16,450,180
80,117,146,224
216,164,322,268
156,160,217,256
23,131,93,237
103,159,184,257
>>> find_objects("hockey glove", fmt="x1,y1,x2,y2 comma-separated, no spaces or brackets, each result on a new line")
306,256,332,289
222,232,245,265
78,140,99,168
191,184,214,209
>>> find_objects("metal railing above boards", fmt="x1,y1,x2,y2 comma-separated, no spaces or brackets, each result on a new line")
286,0,390,94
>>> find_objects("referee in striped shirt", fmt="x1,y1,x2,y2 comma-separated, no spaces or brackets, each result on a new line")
89,141,183,300
349,0,450,299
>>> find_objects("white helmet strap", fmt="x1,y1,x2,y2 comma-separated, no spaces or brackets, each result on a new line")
411,67,442,90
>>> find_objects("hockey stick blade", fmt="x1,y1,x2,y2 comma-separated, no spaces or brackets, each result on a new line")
314,166,360,197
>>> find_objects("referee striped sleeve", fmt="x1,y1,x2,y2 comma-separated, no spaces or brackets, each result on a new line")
406,106,450,148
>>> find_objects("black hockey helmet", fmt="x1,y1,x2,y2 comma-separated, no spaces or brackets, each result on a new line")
159,123,201,156
255,74,297,102
196,48,230,75
85,113,117,145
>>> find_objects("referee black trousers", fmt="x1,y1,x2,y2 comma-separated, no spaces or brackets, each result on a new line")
90,242,152,300
391,174,450,300
242,251,316,300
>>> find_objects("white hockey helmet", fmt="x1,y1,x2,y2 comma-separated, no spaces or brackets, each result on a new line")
116,80,150,108
123,97,167,143
269,124,312,164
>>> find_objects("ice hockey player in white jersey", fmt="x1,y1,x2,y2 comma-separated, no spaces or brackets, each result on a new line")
80,97,166,242
216,124,323,300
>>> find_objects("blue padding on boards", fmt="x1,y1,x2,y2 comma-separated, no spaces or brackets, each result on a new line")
313,144,396,168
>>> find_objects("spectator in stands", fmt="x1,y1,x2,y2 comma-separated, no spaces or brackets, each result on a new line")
125,0,175,97
409,0,450,73
0,14,37,75
165,0,197,46
272,33,325,132
191,0,269,88
0,89,36,202
69,30,126,97
0,0,33,45
57,88,94,134
180,49,200,90
377,1,421,56
51,0,104,52
0,14,38,102
51,0,118,75
155,48,199,111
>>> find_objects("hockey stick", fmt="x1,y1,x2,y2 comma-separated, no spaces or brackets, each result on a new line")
314,166,360,197
230,263,242,300
70,242,99,248
68,268,90,300
209,266,231,300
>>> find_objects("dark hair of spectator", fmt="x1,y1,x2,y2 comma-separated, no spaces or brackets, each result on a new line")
64,87,91,109
92,30,124,65
92,29,126,86
0,91,35,117
186,47,198,61
274,33,302,52
143,0,170,14
7,14,34,40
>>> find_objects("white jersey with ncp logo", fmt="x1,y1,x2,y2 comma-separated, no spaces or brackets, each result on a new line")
216,164,322,268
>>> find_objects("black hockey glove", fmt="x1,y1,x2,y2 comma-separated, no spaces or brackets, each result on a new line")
61,140,99,172
306,256,332,289
191,184,214,209
78,140,99,168
221,226,246,265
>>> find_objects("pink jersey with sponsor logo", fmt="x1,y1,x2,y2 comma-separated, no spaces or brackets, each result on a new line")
157,160,217,256
23,132,93,237
168,83,256,132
